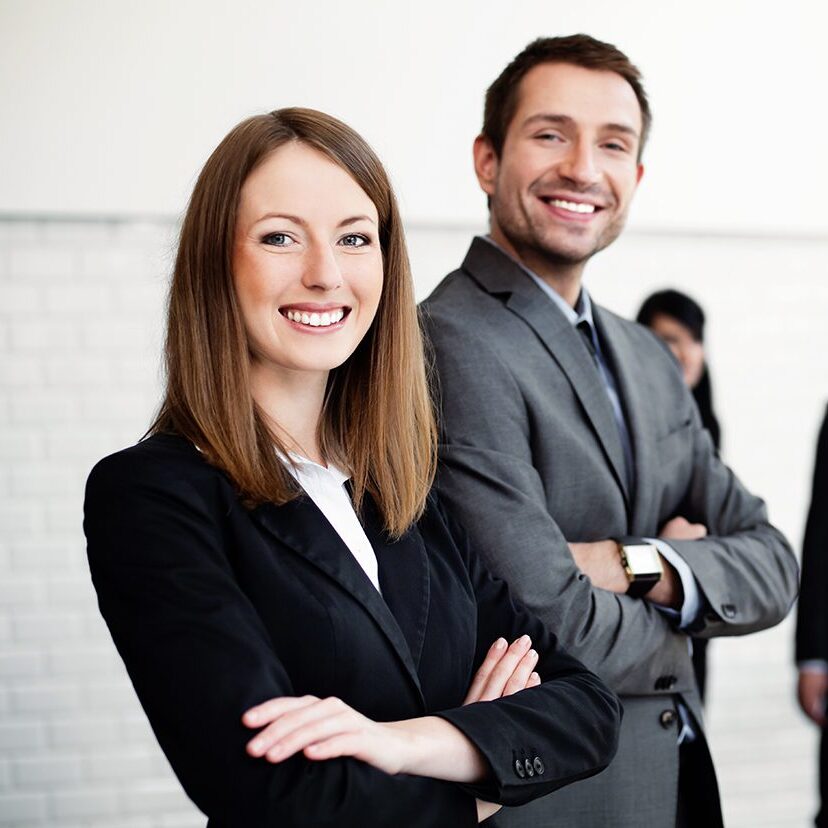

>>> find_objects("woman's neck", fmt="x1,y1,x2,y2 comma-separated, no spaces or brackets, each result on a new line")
249,362,328,465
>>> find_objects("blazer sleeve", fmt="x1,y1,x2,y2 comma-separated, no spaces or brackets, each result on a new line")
654,379,799,639
429,503,622,807
796,407,828,662
84,449,477,828
424,313,691,696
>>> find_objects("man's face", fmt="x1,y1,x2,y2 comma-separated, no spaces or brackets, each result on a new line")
476,62,644,270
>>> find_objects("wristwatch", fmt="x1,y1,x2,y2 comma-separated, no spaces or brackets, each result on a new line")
614,537,663,597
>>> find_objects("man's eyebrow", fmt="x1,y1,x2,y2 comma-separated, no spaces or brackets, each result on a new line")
252,213,377,227
521,113,639,138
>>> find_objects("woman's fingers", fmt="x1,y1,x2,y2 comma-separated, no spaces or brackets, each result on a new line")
463,638,508,704
245,696,354,760
477,635,533,702
526,671,541,689
502,649,539,696
242,694,318,728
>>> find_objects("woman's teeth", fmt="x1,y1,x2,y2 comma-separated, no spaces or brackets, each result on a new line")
285,308,345,327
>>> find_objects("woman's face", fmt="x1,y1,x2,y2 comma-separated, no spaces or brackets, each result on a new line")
647,313,705,389
233,142,383,385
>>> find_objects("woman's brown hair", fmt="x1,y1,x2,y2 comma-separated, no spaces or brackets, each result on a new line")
149,108,437,537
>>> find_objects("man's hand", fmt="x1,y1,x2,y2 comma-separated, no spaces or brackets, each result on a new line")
569,539,683,610
659,516,707,540
798,669,828,726
568,540,628,593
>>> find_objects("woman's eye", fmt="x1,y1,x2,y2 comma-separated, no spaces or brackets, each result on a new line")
261,232,293,247
340,234,369,248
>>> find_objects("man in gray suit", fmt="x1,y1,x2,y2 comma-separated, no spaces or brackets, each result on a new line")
422,34,798,827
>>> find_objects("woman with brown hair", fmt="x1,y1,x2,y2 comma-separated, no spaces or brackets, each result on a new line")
84,108,620,827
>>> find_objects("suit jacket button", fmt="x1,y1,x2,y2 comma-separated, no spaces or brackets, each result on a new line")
668,675,677,688
524,758,535,777
533,757,545,775
660,709,677,729
721,604,737,618
514,759,526,778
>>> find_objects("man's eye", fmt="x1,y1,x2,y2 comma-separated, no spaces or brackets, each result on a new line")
262,233,293,246
604,142,628,152
341,234,369,248
537,133,563,142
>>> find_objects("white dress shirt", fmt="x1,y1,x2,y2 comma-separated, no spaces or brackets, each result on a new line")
283,454,382,594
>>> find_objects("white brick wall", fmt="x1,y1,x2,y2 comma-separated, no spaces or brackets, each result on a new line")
1,216,826,826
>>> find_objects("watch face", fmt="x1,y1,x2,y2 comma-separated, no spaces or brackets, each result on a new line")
624,544,662,576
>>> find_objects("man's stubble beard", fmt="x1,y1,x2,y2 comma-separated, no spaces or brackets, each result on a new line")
492,195,629,271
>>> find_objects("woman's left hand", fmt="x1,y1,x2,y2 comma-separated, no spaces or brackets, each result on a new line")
243,695,406,774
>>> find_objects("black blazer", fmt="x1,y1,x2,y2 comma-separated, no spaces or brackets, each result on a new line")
796,405,828,663
84,433,620,827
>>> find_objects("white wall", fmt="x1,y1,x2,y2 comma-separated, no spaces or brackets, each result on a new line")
1,0,827,235
1,2,826,826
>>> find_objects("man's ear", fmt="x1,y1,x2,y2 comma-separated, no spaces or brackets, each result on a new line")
473,134,499,197
636,163,645,185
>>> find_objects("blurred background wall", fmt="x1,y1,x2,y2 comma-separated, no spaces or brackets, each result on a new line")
1,1,826,825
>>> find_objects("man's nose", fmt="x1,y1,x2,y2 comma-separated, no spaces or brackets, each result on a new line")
557,139,601,187
302,243,343,291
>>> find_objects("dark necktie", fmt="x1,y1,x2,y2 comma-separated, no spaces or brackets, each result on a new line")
577,319,598,359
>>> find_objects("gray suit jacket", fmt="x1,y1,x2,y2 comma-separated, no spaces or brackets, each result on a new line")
421,238,799,827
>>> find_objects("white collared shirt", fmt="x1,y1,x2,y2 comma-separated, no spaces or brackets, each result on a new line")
283,454,381,594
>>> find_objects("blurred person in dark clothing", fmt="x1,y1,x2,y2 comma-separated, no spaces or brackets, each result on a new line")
637,289,721,702
796,405,828,827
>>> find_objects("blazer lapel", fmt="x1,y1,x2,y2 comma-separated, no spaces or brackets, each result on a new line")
360,496,431,675
462,238,630,507
250,496,427,704
593,308,659,534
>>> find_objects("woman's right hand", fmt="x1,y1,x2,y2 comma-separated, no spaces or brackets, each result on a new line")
467,637,540,821
464,635,540,705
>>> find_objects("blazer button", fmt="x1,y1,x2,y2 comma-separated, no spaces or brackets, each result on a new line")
533,757,545,775
659,709,677,729
514,758,526,779
524,758,535,777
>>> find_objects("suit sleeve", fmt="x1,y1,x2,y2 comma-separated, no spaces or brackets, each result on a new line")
424,312,691,696
429,503,622,806
84,451,477,828
656,381,799,638
795,407,828,661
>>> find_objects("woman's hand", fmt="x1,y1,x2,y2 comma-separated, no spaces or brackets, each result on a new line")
466,636,540,823
464,635,540,704
243,695,407,775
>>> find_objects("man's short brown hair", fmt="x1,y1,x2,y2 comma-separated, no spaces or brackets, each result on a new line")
483,34,651,161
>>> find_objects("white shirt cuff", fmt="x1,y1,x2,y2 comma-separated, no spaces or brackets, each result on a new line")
644,538,701,629
799,660,828,674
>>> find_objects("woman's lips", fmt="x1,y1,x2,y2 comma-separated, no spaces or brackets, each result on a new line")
279,306,350,331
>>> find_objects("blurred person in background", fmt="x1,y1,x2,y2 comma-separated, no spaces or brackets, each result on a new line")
83,107,621,827
637,288,722,702
796,404,828,827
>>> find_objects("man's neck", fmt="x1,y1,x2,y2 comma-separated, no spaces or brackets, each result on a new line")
488,227,585,309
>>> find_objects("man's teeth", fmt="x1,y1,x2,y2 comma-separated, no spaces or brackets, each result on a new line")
285,308,345,327
548,199,596,214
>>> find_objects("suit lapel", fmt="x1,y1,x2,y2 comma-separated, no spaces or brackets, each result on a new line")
250,495,428,704
593,308,658,534
462,239,630,507
361,496,431,675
